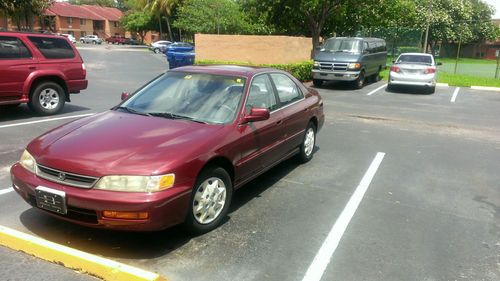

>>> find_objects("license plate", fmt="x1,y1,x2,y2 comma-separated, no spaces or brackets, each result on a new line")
35,186,67,215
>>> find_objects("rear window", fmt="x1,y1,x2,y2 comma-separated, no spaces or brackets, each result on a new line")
27,36,75,59
397,55,432,65
0,36,32,59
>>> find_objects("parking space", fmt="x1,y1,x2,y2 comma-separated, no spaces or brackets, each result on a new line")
0,49,499,281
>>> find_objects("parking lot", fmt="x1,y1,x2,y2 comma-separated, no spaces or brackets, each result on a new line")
0,45,499,281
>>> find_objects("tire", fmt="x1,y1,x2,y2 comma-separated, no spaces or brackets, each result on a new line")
153,48,161,54
428,86,435,94
312,79,323,88
28,81,65,116
92,40,97,45
354,71,365,89
184,166,233,234
387,83,394,92
297,122,317,163
80,40,84,44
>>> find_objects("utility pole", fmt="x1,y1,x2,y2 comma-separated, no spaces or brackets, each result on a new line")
423,0,432,53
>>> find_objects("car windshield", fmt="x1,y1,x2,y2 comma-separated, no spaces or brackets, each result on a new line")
323,38,362,53
397,55,432,65
120,72,246,124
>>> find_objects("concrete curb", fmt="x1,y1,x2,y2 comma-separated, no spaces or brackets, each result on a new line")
470,86,500,92
436,83,449,87
0,225,168,281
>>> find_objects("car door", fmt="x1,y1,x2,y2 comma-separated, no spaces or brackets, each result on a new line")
269,73,307,155
0,36,36,103
235,74,284,183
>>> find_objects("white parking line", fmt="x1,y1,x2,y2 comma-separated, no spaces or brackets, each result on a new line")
366,84,387,96
302,152,386,281
0,188,14,195
451,87,460,103
0,113,94,129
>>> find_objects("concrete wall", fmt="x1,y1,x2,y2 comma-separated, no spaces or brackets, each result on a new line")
195,34,312,64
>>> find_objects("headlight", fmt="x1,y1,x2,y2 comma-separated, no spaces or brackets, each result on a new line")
313,61,320,67
19,150,36,174
347,63,361,70
94,174,175,192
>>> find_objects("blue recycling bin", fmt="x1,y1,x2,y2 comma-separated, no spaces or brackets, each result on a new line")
167,51,195,69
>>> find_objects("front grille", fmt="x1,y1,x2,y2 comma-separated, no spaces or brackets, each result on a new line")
37,164,99,189
319,62,348,71
28,194,98,224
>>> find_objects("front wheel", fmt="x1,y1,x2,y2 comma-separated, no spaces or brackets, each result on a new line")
28,82,65,116
298,122,317,163
354,71,365,89
153,48,161,54
185,167,233,234
92,40,97,45
313,79,323,88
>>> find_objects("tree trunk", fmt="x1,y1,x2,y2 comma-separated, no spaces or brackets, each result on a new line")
157,15,163,40
311,29,321,59
165,16,173,41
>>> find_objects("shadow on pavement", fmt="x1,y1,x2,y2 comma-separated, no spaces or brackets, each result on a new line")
0,104,91,123
385,85,433,95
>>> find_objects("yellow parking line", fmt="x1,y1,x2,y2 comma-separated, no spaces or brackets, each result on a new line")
0,225,168,281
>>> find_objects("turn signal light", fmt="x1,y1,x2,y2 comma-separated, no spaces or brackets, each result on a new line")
103,211,149,220
390,66,400,73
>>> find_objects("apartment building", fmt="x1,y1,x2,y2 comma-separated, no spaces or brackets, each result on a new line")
0,2,124,40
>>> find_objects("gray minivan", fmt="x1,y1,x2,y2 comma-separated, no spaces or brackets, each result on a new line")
312,37,387,89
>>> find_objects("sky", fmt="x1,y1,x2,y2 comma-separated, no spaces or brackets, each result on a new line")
484,0,500,19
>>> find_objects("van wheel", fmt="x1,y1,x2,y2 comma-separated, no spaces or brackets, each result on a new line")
313,79,323,87
29,82,65,116
372,72,381,82
354,71,365,89
185,166,232,234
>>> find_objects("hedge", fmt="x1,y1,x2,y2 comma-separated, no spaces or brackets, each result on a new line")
195,60,313,82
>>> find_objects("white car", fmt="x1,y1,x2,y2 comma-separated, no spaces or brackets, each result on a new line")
150,40,171,54
80,35,103,44
61,34,76,44
388,53,442,94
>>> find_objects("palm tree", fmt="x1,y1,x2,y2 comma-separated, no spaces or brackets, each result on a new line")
145,0,178,41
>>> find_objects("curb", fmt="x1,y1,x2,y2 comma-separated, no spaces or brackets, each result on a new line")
0,225,168,281
436,83,449,87
470,86,500,92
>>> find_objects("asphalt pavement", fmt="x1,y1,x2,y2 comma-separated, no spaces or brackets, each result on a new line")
0,45,498,281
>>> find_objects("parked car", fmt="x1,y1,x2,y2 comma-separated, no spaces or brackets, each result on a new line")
312,37,387,89
165,42,194,55
387,53,441,94
105,36,126,44
150,40,171,54
0,32,88,115
61,34,76,44
124,38,139,45
10,65,324,233
166,42,195,69
80,35,102,44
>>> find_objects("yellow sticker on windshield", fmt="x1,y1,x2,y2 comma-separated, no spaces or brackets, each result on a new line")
184,75,192,80
235,78,242,84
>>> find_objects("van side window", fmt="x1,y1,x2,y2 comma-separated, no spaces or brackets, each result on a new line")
0,36,32,59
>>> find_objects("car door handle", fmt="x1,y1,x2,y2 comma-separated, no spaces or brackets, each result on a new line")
276,120,283,125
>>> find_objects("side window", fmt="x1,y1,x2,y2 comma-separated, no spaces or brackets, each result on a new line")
270,73,303,106
246,74,277,113
27,36,75,59
364,42,370,53
0,36,32,59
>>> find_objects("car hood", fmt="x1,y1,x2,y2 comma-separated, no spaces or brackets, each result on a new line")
314,51,361,63
28,111,224,176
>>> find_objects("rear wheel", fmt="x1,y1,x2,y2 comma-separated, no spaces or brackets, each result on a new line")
92,40,97,45
298,122,317,163
28,81,65,116
354,71,365,89
185,166,233,234
312,79,323,88
428,86,435,94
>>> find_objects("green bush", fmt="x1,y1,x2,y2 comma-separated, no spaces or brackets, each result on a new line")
399,46,421,53
195,60,313,82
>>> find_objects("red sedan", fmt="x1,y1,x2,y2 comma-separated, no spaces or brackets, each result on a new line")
10,65,324,233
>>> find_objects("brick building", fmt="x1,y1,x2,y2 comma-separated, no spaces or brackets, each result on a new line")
0,2,124,40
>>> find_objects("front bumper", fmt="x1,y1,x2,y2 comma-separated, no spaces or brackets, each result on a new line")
10,163,192,232
389,72,436,87
312,69,360,81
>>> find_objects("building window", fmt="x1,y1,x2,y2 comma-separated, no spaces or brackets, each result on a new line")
80,19,86,25
67,17,73,24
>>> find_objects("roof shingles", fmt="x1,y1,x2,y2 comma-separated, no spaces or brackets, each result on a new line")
44,2,122,21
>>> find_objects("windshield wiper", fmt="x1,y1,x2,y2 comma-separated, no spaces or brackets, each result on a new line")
149,112,207,124
115,106,151,117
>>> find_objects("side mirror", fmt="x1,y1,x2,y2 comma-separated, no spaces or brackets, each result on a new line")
437,62,443,66
121,92,130,101
243,107,270,123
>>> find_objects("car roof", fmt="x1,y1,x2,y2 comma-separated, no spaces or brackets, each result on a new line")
171,65,277,78
0,31,64,39
399,52,433,57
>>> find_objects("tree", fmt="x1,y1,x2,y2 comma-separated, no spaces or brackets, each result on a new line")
0,0,53,31
144,0,179,41
173,0,254,35
120,10,155,43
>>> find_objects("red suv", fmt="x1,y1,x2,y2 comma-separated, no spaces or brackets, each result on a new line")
0,32,87,115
